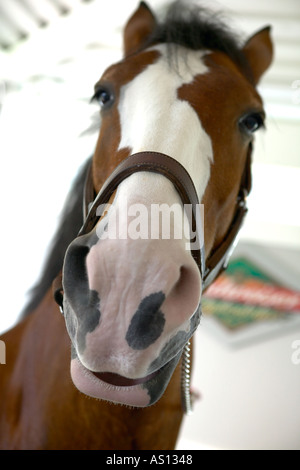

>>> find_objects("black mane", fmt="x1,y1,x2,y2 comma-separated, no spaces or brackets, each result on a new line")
144,0,253,82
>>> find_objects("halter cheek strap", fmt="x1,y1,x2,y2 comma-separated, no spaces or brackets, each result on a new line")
203,145,251,288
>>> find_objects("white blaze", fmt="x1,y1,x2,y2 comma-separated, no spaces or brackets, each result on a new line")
118,44,213,201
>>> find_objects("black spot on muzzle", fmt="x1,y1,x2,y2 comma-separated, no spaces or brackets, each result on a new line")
125,292,166,350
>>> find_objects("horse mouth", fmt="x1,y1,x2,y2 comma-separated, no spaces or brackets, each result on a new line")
91,370,159,387
70,353,181,407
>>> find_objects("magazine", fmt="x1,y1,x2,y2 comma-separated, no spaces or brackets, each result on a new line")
202,243,300,347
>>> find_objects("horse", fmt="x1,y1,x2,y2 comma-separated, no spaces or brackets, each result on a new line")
0,1,273,450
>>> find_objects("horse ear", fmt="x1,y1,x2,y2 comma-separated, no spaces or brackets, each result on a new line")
242,26,273,84
123,1,156,56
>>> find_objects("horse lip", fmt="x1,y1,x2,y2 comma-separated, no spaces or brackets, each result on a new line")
92,370,159,387
71,352,182,406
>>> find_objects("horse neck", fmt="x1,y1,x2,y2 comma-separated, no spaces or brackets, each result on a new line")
0,288,184,449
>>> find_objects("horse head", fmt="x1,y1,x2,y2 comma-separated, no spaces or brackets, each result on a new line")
58,1,273,408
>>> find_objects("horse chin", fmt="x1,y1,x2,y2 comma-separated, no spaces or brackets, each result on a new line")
70,352,182,407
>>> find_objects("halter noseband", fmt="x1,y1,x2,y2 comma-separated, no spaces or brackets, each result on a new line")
79,149,250,289
80,151,206,275
53,150,250,414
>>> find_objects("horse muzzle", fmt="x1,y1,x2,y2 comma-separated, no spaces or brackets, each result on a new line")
62,192,202,406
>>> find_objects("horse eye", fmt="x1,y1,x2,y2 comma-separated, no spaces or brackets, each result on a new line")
239,113,265,135
92,87,114,109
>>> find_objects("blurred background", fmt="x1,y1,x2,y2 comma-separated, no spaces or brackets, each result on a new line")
0,0,299,450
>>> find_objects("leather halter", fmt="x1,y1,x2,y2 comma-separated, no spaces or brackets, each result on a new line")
53,149,251,307
80,151,206,275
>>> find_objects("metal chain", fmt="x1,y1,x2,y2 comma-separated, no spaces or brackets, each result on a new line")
180,340,193,415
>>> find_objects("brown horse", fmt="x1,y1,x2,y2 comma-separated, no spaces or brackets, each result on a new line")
0,1,273,450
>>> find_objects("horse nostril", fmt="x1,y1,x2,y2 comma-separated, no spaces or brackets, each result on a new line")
169,265,201,317
63,244,90,292
175,266,190,292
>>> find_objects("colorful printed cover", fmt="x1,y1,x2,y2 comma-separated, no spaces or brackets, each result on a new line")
202,256,300,347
